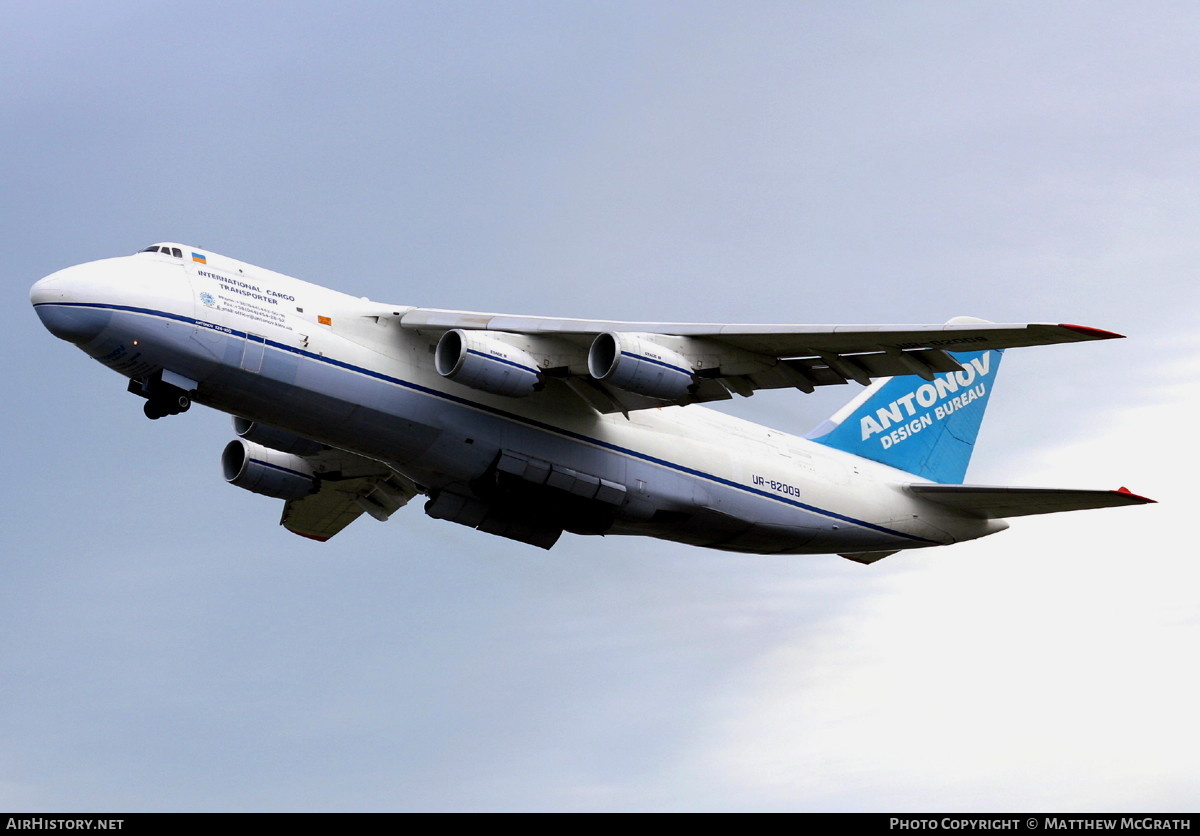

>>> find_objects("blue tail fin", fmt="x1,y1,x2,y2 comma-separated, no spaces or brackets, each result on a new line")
806,349,1003,484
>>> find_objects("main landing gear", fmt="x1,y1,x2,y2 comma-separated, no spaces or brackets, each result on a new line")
129,374,193,420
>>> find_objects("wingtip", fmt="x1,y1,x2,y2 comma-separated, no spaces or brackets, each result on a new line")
1114,486,1156,504
288,529,332,542
1059,323,1125,340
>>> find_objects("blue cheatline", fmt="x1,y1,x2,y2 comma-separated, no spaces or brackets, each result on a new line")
806,349,1004,484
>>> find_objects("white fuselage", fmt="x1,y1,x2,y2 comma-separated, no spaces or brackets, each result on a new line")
30,247,1005,554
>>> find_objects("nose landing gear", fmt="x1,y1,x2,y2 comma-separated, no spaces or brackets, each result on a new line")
143,392,191,419
129,373,194,420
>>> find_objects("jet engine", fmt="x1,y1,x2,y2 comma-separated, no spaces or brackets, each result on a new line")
434,329,542,397
232,417,324,456
588,332,696,400
222,438,317,500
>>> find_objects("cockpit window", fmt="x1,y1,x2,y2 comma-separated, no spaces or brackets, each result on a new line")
139,245,184,258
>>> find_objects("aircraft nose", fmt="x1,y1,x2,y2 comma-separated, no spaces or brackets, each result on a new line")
30,266,112,344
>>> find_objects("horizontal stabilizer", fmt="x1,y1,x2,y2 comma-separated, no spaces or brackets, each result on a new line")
908,484,1155,519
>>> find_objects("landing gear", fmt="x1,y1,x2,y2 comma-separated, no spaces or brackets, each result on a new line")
143,393,190,420
129,374,193,420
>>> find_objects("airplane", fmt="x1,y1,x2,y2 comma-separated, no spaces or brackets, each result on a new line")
29,242,1153,563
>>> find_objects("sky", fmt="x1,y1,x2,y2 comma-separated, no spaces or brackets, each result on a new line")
3,0,1198,812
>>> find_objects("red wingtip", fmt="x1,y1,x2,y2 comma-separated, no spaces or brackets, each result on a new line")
1114,487,1156,503
1059,323,1125,340
289,530,332,542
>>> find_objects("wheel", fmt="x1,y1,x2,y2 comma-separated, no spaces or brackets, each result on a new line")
143,401,165,420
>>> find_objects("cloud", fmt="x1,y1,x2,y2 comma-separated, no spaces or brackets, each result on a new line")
661,339,1200,811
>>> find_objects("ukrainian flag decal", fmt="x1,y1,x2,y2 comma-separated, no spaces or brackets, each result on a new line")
192,252,207,264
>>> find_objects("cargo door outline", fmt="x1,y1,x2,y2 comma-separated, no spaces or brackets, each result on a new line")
241,332,266,373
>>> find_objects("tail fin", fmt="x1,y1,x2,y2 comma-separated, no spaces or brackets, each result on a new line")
807,348,1003,484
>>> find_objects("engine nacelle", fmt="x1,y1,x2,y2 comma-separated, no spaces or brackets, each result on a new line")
222,439,317,500
232,417,324,456
434,329,542,397
588,332,696,400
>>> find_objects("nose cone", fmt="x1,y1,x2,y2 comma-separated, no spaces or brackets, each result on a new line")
31,266,112,344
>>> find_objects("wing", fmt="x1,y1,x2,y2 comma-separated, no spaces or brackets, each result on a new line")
226,420,422,541
277,443,420,541
399,308,1122,413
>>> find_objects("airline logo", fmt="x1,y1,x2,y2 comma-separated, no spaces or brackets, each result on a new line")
860,353,993,448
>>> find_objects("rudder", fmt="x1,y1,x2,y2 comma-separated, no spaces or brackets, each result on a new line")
806,349,1003,484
